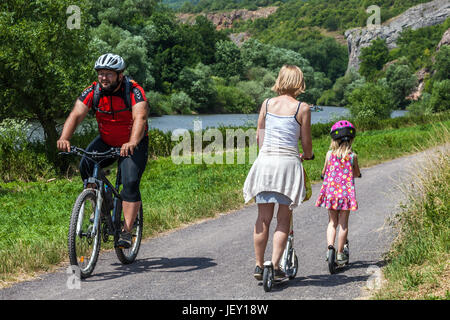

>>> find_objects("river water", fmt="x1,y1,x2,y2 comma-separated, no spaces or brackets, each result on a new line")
24,107,407,142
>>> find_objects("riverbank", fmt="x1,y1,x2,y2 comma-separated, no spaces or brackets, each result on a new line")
0,119,449,287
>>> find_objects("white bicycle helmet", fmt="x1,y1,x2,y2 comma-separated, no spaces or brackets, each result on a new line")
94,53,126,72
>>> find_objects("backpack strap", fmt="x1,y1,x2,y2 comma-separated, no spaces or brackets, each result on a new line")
91,77,133,114
92,82,101,113
124,76,132,111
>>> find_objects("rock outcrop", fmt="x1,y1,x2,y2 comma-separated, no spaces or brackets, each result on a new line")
436,27,450,51
177,6,278,30
407,27,449,100
345,0,450,72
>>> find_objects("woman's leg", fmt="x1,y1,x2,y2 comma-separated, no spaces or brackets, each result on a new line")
254,203,275,268
271,204,292,269
337,210,350,253
327,209,339,247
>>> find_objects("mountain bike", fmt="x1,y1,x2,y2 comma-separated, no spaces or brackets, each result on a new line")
60,146,143,279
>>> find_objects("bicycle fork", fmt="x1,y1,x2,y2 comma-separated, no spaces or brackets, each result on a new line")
76,186,104,239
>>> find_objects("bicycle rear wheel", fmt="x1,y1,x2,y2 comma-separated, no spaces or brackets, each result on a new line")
115,201,143,264
68,189,101,279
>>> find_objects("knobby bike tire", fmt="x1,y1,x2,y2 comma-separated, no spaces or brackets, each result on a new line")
114,202,143,265
68,189,101,279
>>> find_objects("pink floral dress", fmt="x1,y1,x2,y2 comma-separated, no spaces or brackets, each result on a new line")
315,152,358,211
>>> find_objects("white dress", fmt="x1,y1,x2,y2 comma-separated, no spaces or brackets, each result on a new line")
242,101,306,210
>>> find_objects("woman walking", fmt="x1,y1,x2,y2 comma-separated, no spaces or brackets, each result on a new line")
243,65,313,280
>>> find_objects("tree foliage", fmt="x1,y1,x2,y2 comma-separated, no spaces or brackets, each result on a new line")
0,0,95,168
359,38,389,81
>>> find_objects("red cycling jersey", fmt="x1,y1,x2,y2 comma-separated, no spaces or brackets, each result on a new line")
79,80,148,147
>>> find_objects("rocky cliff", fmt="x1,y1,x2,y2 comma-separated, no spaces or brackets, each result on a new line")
177,6,278,30
345,0,450,72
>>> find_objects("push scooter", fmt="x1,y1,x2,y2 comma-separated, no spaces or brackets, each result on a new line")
262,215,298,292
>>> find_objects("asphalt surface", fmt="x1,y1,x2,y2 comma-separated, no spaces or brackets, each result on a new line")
0,149,439,300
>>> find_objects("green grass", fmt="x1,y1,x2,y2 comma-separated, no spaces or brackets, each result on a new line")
0,120,449,286
372,128,449,299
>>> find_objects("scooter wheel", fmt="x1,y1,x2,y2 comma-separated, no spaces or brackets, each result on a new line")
288,254,298,280
263,265,273,292
327,246,337,274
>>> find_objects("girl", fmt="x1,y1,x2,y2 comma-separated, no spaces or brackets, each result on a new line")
243,65,313,281
315,120,361,265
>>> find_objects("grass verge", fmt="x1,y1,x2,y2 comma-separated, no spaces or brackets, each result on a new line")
0,120,449,287
372,127,449,300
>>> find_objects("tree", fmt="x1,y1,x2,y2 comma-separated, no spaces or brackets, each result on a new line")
348,82,395,120
0,0,94,169
385,62,417,109
174,63,217,113
359,38,389,80
429,80,450,113
298,37,348,83
213,40,244,79
191,15,228,65
433,45,450,81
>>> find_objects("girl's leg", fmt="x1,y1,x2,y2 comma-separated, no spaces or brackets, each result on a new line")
337,210,350,253
254,203,275,268
327,209,339,247
271,204,292,268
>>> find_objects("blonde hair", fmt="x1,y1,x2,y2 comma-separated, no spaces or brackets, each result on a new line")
271,65,306,97
330,139,354,159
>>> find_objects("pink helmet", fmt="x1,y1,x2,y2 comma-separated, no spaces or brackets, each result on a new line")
330,120,356,141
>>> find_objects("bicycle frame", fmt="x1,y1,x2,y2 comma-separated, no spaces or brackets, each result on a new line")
61,147,123,239
87,164,123,238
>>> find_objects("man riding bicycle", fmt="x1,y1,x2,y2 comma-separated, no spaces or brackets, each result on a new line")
57,53,149,249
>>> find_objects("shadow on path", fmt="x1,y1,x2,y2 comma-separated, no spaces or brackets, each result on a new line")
257,260,385,292
85,256,217,282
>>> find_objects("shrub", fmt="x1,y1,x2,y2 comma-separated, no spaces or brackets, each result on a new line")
348,82,395,120
168,91,197,115
0,119,55,182
429,80,450,113
215,85,255,114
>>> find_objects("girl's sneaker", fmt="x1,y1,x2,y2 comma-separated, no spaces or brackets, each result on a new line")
337,252,349,265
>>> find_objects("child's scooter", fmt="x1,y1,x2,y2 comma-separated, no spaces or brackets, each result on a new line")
262,215,298,292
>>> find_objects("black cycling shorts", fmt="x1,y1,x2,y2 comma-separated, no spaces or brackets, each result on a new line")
79,135,149,202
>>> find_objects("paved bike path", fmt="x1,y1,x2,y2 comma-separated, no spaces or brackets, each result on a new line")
0,150,438,300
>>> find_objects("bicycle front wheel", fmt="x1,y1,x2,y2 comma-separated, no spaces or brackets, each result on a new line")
115,201,143,264
68,189,101,279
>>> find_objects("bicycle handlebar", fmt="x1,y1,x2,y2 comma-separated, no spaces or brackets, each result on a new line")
59,146,122,160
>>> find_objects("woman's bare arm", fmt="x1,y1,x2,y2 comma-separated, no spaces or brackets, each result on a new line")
298,102,313,159
256,99,267,149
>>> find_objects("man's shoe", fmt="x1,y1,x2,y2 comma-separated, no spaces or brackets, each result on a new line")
254,265,263,280
117,231,132,249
